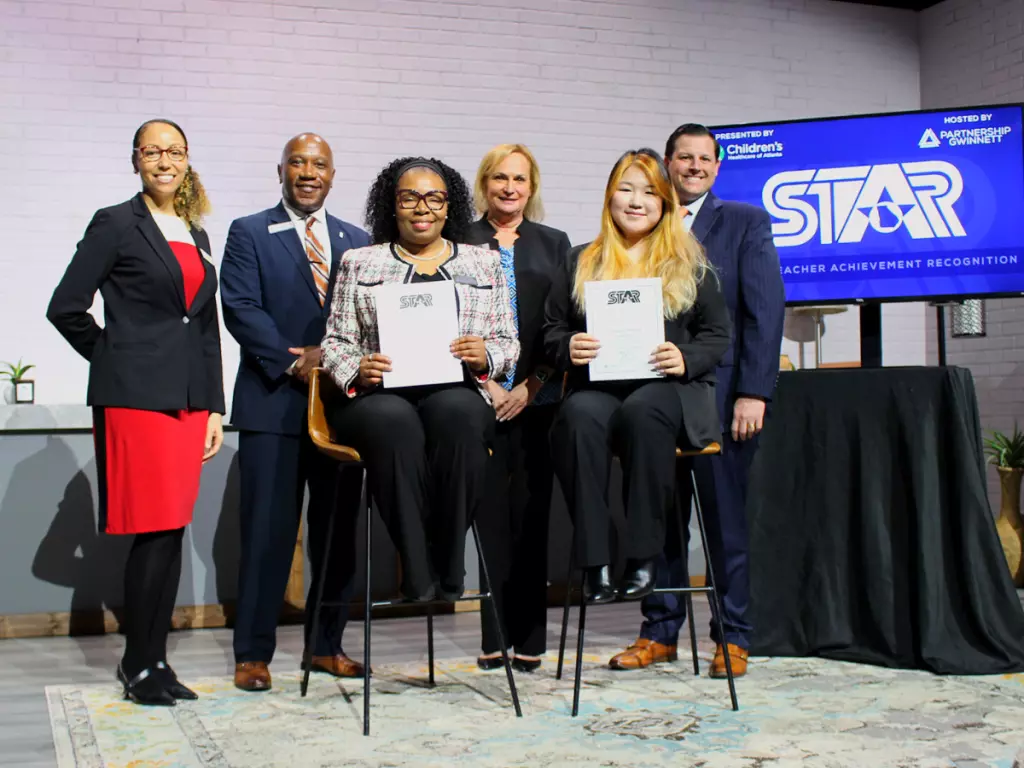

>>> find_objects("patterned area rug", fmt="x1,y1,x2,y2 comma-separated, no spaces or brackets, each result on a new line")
46,649,1024,767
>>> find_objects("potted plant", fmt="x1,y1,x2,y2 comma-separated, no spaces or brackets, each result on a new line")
1,359,35,404
984,424,1024,586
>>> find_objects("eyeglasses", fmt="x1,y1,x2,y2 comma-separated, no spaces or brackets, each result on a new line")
136,145,188,163
396,190,448,211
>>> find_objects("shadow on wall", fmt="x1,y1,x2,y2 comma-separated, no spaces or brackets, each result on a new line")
0,429,135,635
189,442,241,614
30,455,131,635
0,428,243,655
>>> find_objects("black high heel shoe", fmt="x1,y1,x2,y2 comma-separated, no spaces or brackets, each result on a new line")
477,654,505,670
620,558,657,601
117,665,176,707
512,656,542,673
154,661,198,700
583,565,616,605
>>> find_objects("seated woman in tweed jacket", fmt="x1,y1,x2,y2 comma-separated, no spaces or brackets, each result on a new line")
321,157,519,602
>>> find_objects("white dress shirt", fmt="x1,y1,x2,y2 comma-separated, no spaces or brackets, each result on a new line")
282,199,332,262
681,192,709,234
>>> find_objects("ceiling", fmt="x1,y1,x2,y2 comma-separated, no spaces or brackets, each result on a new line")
834,0,944,9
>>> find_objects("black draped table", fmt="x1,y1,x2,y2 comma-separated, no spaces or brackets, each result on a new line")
748,366,1024,674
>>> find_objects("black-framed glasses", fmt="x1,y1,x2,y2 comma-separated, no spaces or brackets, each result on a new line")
396,190,448,211
136,145,188,163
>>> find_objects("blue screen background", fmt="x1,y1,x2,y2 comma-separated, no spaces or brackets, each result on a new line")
710,106,1024,304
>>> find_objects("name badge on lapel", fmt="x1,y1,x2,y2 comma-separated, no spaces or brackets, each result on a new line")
268,221,293,235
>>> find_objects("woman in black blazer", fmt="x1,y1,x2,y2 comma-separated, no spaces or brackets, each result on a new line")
466,144,570,673
47,119,225,706
544,149,731,605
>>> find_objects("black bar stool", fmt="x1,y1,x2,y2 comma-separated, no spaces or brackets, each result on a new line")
301,369,523,735
555,443,739,716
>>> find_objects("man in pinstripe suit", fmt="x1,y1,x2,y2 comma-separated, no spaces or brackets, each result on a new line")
610,123,786,677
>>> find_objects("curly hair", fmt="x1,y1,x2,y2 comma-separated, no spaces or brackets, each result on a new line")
132,118,211,229
364,156,474,245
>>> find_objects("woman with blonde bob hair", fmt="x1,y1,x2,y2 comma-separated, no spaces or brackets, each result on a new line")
466,143,570,672
543,148,731,605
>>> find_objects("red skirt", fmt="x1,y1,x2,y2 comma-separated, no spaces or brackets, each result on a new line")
93,407,208,534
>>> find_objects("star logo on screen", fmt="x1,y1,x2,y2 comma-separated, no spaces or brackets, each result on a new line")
763,162,966,247
857,191,918,234
919,128,941,149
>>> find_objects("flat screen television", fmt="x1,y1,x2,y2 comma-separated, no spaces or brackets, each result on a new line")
709,104,1024,305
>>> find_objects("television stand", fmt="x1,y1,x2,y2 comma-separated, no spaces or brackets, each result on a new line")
860,304,882,368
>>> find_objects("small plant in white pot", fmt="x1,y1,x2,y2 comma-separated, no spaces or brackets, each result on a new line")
1,359,36,404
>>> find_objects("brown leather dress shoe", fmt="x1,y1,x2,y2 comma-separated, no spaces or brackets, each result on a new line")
306,653,366,679
710,643,749,678
234,661,272,692
608,638,678,670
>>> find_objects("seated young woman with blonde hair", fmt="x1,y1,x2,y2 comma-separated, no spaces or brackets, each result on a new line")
543,148,731,605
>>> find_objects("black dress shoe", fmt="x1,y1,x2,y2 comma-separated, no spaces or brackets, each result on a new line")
583,565,616,604
117,665,176,707
477,654,505,670
154,661,198,700
439,582,465,603
512,657,542,673
401,582,437,603
620,558,657,601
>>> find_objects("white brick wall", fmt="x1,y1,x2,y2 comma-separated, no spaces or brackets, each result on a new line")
920,0,1024,510
0,0,922,405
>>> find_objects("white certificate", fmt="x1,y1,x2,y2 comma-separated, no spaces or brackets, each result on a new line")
584,277,665,382
374,281,464,389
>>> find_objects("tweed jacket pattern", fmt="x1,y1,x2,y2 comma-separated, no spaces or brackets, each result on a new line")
321,242,519,402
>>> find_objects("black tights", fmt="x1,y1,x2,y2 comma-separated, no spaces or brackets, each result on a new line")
121,527,184,677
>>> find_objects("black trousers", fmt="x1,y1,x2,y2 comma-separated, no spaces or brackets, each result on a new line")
477,404,557,656
233,430,361,663
550,381,685,568
328,384,495,596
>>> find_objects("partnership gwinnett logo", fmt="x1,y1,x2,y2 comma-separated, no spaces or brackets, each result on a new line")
399,294,433,308
919,118,1013,148
763,161,965,247
607,290,641,304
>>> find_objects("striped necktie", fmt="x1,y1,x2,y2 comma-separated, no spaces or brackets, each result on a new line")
305,216,329,306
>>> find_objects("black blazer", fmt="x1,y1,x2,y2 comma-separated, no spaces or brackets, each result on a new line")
542,244,732,448
465,218,571,387
47,193,225,413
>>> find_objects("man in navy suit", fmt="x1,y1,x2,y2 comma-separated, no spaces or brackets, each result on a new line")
221,133,371,692
609,124,785,677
